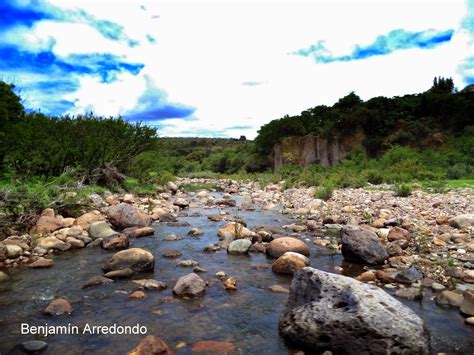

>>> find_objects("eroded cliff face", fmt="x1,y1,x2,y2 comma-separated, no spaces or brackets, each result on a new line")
270,128,365,170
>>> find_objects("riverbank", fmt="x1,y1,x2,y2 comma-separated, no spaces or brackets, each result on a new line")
0,178,473,353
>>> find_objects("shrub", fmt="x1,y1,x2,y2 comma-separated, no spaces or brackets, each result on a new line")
315,182,335,201
394,183,412,197
365,169,384,185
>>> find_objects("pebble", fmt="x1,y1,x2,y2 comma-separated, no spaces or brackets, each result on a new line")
20,340,48,353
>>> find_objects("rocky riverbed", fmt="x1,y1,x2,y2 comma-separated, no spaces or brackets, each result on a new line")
0,178,473,354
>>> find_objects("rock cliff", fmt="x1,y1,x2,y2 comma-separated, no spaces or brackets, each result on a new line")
270,128,365,170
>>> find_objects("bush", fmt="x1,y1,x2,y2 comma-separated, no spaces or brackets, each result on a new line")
394,183,412,197
315,182,335,200
365,169,384,184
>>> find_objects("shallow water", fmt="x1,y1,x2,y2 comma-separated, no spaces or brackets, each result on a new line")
0,195,473,354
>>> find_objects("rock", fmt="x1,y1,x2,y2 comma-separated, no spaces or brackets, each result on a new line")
0,242,7,261
240,199,256,211
133,279,167,290
122,194,135,204
173,198,189,209
341,225,388,265
216,199,236,207
107,203,151,229
158,213,177,223
355,271,376,282
88,193,105,207
129,227,155,238
66,237,85,249
104,268,133,279
217,222,255,239
37,236,70,251
465,317,474,326
196,190,210,198
395,266,423,284
162,250,182,258
101,234,129,250
82,275,114,288
102,248,155,273
164,234,182,241
266,237,310,258
387,227,410,242
129,290,146,299
193,266,206,273
431,282,445,291
128,335,173,355
173,273,206,297
227,239,252,255
385,241,403,256
44,298,73,315
167,181,178,194
449,214,474,229
20,340,48,353
6,244,22,258
30,216,63,234
223,276,237,290
395,287,422,300
436,215,450,225
279,267,430,354
188,228,204,236
73,211,104,230
272,252,309,275
435,290,464,307
208,214,223,222
89,221,119,239
191,340,236,354
177,259,199,267
269,285,290,293
0,271,10,282
215,271,226,278
460,291,474,316
28,257,54,268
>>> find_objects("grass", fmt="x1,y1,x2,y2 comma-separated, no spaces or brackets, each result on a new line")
446,179,474,188
180,182,221,192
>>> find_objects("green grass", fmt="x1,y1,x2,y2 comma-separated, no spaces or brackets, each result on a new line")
123,178,156,194
180,182,221,192
446,179,474,188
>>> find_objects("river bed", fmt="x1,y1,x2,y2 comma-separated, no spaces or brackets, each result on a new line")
0,193,473,354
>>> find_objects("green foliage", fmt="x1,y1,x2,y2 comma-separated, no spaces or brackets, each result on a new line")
180,182,220,192
314,182,334,201
394,183,412,197
122,178,157,194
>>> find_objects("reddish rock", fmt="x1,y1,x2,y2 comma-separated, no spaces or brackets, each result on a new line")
128,335,173,355
376,270,395,283
73,211,104,230
436,216,450,225
28,257,54,268
129,227,155,238
191,340,236,354
387,227,410,242
266,237,310,258
30,216,63,234
129,290,147,299
107,203,151,229
356,271,377,282
44,298,73,315
271,253,308,275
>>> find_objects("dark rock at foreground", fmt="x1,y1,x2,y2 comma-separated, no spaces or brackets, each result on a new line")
341,225,388,264
279,267,430,355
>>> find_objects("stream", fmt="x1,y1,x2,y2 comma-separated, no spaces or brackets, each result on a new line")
0,193,473,354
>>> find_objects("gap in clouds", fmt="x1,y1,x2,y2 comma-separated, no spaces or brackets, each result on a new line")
293,28,454,63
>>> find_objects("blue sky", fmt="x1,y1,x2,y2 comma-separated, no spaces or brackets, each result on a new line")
0,0,472,138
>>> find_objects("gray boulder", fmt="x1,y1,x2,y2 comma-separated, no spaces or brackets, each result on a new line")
173,273,206,297
449,214,474,229
279,267,430,355
89,221,119,239
227,239,252,255
341,225,388,264
107,203,151,229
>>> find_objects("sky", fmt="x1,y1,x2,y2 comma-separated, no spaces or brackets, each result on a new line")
0,0,473,139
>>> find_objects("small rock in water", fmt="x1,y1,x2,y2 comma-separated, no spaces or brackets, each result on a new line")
269,285,290,294
465,317,474,326
395,266,423,284
20,340,48,353
223,277,237,290
104,268,133,279
193,267,207,273
82,276,113,289
177,259,199,267
132,279,167,290
395,287,423,300
162,249,182,258
173,273,206,297
355,271,377,282
191,340,236,354
435,290,464,307
129,227,154,238
164,234,182,241
215,271,226,278
188,228,204,236
0,271,10,283
227,239,252,255
127,335,172,355
44,298,73,315
28,257,54,268
460,290,474,316
129,290,147,299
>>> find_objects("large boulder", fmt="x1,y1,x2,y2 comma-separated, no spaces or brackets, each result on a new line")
89,221,119,239
30,216,62,235
172,273,206,297
279,267,430,354
341,225,388,265
102,248,154,273
107,203,151,229
449,214,474,229
266,237,310,258
6,244,22,258
73,211,105,230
